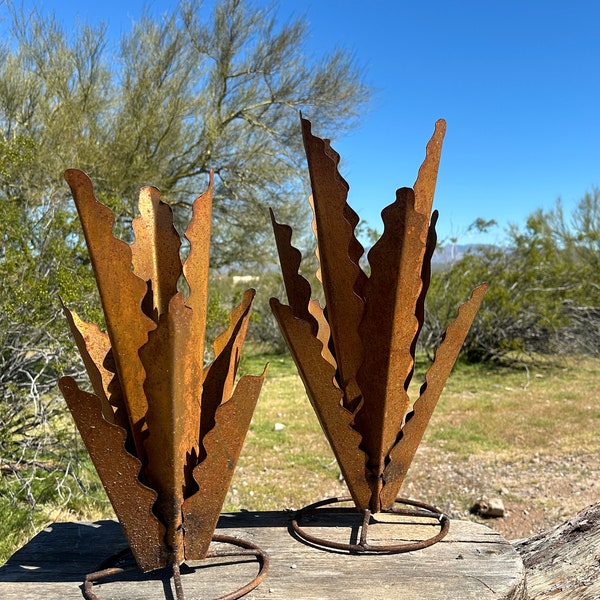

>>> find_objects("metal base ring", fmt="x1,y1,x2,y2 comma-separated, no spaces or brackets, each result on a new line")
291,495,449,554
83,534,269,600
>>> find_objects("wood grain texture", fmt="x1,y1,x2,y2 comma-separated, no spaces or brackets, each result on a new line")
515,502,600,599
0,512,526,599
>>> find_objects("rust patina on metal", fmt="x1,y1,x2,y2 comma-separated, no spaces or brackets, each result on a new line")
271,116,487,518
59,169,266,576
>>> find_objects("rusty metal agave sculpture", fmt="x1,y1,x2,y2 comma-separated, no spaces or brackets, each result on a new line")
59,169,266,574
270,117,487,516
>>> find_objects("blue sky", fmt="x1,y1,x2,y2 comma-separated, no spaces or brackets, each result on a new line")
8,0,600,245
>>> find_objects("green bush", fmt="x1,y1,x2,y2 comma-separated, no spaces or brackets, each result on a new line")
424,191,600,363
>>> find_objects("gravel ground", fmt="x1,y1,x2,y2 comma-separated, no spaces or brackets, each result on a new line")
403,447,600,541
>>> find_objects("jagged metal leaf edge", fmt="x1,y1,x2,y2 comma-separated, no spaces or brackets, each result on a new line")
64,169,156,459
270,298,371,508
270,208,318,335
130,185,182,318
58,376,167,572
181,172,214,406
182,368,266,559
379,283,488,508
354,187,429,478
300,116,366,409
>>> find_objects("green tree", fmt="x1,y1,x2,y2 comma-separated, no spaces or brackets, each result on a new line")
424,190,600,363
0,0,370,395
2,0,369,266
0,134,106,558
538,189,600,355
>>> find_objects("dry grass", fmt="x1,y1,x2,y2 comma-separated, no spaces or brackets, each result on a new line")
228,352,600,539
424,355,600,455
225,354,347,512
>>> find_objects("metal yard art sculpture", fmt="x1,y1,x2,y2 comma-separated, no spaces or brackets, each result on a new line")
59,169,267,596
270,117,487,551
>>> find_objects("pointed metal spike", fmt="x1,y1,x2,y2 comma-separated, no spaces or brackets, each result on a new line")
271,299,371,508
379,283,488,508
64,169,156,461
139,292,199,561
200,289,255,457
182,369,266,560
60,304,128,430
355,187,430,480
182,172,214,407
414,119,446,214
353,122,446,494
60,302,115,423
300,116,366,410
131,186,182,318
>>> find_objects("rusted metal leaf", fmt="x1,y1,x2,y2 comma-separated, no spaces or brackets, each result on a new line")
139,292,197,563
62,170,264,575
301,117,366,411
354,122,446,492
131,186,182,319
183,369,266,560
380,283,488,508
354,187,430,485
270,208,318,335
307,299,337,369
414,119,446,215
270,299,371,508
59,377,167,572
61,302,115,422
200,289,255,456
271,117,486,515
60,303,130,432
413,211,439,361
64,169,155,461
182,172,214,416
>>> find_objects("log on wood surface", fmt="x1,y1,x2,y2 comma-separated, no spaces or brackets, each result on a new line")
0,511,526,599
514,501,600,600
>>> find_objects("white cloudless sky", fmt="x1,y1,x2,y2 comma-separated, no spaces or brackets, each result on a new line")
6,0,600,245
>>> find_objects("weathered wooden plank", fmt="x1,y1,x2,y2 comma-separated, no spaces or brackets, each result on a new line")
515,501,600,600
0,512,526,599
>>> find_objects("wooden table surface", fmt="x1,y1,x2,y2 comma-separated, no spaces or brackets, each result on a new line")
0,510,526,599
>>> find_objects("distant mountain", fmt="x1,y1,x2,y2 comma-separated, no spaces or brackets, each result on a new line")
432,243,489,265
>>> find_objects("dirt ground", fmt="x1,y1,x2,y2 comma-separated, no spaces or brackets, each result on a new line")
402,447,600,541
